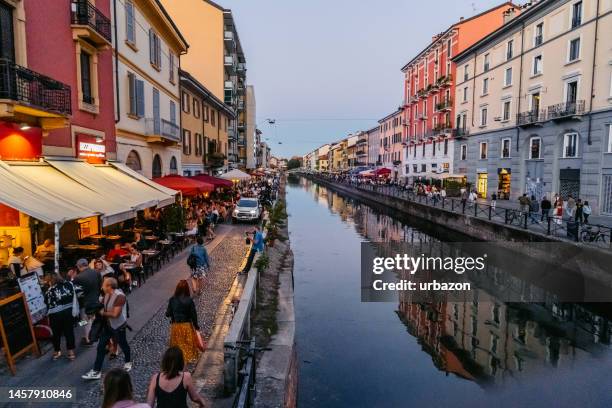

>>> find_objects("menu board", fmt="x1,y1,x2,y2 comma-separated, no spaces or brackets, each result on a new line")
17,273,46,323
0,293,40,375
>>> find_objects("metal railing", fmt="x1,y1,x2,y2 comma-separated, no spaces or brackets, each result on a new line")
0,58,72,115
452,128,469,138
71,0,112,43
547,100,585,120
307,175,612,250
517,109,546,126
144,118,180,142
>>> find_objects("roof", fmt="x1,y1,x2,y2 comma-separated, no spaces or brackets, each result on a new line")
400,2,516,71
378,108,403,123
452,1,549,63
180,69,236,118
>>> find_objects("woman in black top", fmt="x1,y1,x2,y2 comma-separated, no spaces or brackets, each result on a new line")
146,346,205,408
165,280,200,362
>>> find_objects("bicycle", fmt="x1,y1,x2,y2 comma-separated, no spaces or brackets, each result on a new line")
580,225,608,243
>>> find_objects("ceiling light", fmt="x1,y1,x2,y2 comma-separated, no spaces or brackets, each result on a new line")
19,123,31,130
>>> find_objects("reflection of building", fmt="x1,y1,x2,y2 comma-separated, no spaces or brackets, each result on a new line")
453,0,612,212
114,0,188,178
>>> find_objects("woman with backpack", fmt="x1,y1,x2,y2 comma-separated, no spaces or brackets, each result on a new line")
187,237,210,295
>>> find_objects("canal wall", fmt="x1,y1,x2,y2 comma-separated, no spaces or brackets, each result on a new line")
305,175,612,285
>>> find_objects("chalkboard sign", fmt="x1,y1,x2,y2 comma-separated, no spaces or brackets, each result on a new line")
0,293,40,375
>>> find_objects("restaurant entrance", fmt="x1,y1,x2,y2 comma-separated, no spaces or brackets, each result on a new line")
497,168,511,200
477,172,488,199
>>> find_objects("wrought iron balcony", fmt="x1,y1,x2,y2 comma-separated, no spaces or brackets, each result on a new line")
71,0,112,45
547,100,585,121
452,128,469,139
435,98,453,111
517,109,546,127
0,58,72,116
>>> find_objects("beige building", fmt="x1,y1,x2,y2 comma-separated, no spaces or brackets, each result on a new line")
179,70,235,175
245,85,256,169
453,0,612,215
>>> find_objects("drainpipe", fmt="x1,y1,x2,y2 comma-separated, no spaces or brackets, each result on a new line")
113,0,120,122
586,0,600,146
515,19,525,153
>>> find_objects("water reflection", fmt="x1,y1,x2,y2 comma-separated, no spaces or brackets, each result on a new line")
290,176,611,403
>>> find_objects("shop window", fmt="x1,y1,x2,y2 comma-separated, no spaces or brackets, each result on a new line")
563,133,579,158
529,137,542,159
501,138,511,158
126,150,141,171
152,154,162,178
480,142,488,159
169,156,178,175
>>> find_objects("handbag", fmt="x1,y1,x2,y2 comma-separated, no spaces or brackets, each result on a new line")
193,328,206,352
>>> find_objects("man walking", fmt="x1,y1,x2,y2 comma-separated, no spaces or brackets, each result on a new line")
518,194,531,214
541,196,552,222
70,258,102,347
82,277,131,380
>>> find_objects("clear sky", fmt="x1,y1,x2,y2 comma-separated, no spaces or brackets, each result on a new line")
220,0,507,158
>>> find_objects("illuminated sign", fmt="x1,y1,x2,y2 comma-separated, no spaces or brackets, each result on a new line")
77,136,106,163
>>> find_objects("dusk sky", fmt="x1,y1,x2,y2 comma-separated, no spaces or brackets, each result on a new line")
220,0,508,158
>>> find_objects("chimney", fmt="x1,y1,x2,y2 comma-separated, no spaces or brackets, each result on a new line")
503,7,517,24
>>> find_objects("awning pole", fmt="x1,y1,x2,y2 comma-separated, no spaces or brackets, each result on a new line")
54,222,63,275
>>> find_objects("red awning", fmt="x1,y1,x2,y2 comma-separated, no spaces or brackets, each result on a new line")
190,174,233,189
374,167,391,176
152,175,214,196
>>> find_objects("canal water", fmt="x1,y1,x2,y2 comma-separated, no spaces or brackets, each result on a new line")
287,176,612,408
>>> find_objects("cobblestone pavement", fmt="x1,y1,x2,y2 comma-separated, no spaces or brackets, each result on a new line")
79,225,252,407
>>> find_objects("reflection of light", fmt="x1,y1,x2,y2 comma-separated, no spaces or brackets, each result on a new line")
19,123,31,130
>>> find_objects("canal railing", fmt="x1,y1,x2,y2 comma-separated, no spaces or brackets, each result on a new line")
304,174,611,250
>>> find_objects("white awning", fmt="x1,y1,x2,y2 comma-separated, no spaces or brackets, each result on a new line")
46,159,174,210
5,161,134,226
0,161,95,224
108,161,179,197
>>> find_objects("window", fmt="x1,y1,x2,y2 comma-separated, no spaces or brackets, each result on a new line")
422,143,425,157
169,53,176,83
149,29,162,69
152,155,162,178
607,125,612,153
461,144,467,160
421,164,427,173
563,133,579,157
534,23,544,46
506,40,513,60
571,1,582,28
566,80,578,104
483,54,490,72
447,39,452,57
195,133,203,156
444,139,449,155
126,150,141,171
182,129,192,155
169,156,178,175
482,78,489,95
211,110,216,126
464,64,469,81
504,67,513,87
127,72,144,118
80,51,93,104
480,142,488,159
502,100,511,121
530,137,542,159
463,87,468,103
170,101,176,124
501,138,511,158
480,107,488,126
181,91,190,113
432,141,436,157
203,105,209,122
125,1,136,45
532,55,543,75
568,38,580,62
193,99,201,118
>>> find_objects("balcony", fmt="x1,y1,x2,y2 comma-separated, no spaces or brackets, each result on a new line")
238,122,245,129
208,151,226,167
356,150,366,157
224,30,234,43
224,56,236,72
237,137,246,147
71,0,112,47
236,63,246,73
0,59,71,131
452,128,470,139
418,89,427,99
435,98,453,112
144,118,180,143
437,74,453,88
224,80,234,90
517,109,546,127
417,113,427,121
547,100,585,121
356,138,367,145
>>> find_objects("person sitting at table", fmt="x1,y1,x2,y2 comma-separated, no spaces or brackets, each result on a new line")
107,243,129,263
8,247,25,278
119,245,142,289
34,239,55,274
92,258,115,278
133,232,147,252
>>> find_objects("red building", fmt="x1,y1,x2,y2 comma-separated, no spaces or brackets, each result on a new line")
0,0,116,162
400,3,515,182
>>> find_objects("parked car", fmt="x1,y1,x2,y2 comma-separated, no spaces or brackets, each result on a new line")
232,198,261,223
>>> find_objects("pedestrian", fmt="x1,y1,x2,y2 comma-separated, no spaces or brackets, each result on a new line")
102,368,149,408
146,347,206,408
583,201,592,224
518,194,531,214
565,195,576,218
187,237,210,295
166,280,201,363
252,225,265,253
460,189,468,208
490,193,497,209
541,196,552,222
82,277,132,380
574,198,584,224
70,258,102,347
529,195,540,224
44,271,77,361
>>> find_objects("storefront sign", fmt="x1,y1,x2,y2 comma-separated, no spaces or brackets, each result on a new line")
77,135,106,164
0,293,40,375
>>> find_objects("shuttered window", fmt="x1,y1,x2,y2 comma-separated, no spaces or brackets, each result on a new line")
127,72,144,118
182,129,191,155
170,101,176,124
80,51,93,104
136,79,144,117
125,1,135,44
149,29,161,69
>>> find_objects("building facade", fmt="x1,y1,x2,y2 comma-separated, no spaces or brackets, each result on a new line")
366,126,380,167
245,85,256,169
179,70,235,176
453,0,612,216
318,144,330,171
113,0,188,178
401,2,515,184
378,109,404,179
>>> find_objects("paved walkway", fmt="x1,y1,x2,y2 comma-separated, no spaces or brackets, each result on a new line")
0,223,252,408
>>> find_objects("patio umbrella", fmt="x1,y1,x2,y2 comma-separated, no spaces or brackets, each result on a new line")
359,169,374,176
190,174,233,188
152,175,214,196
220,169,251,182
374,167,391,176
